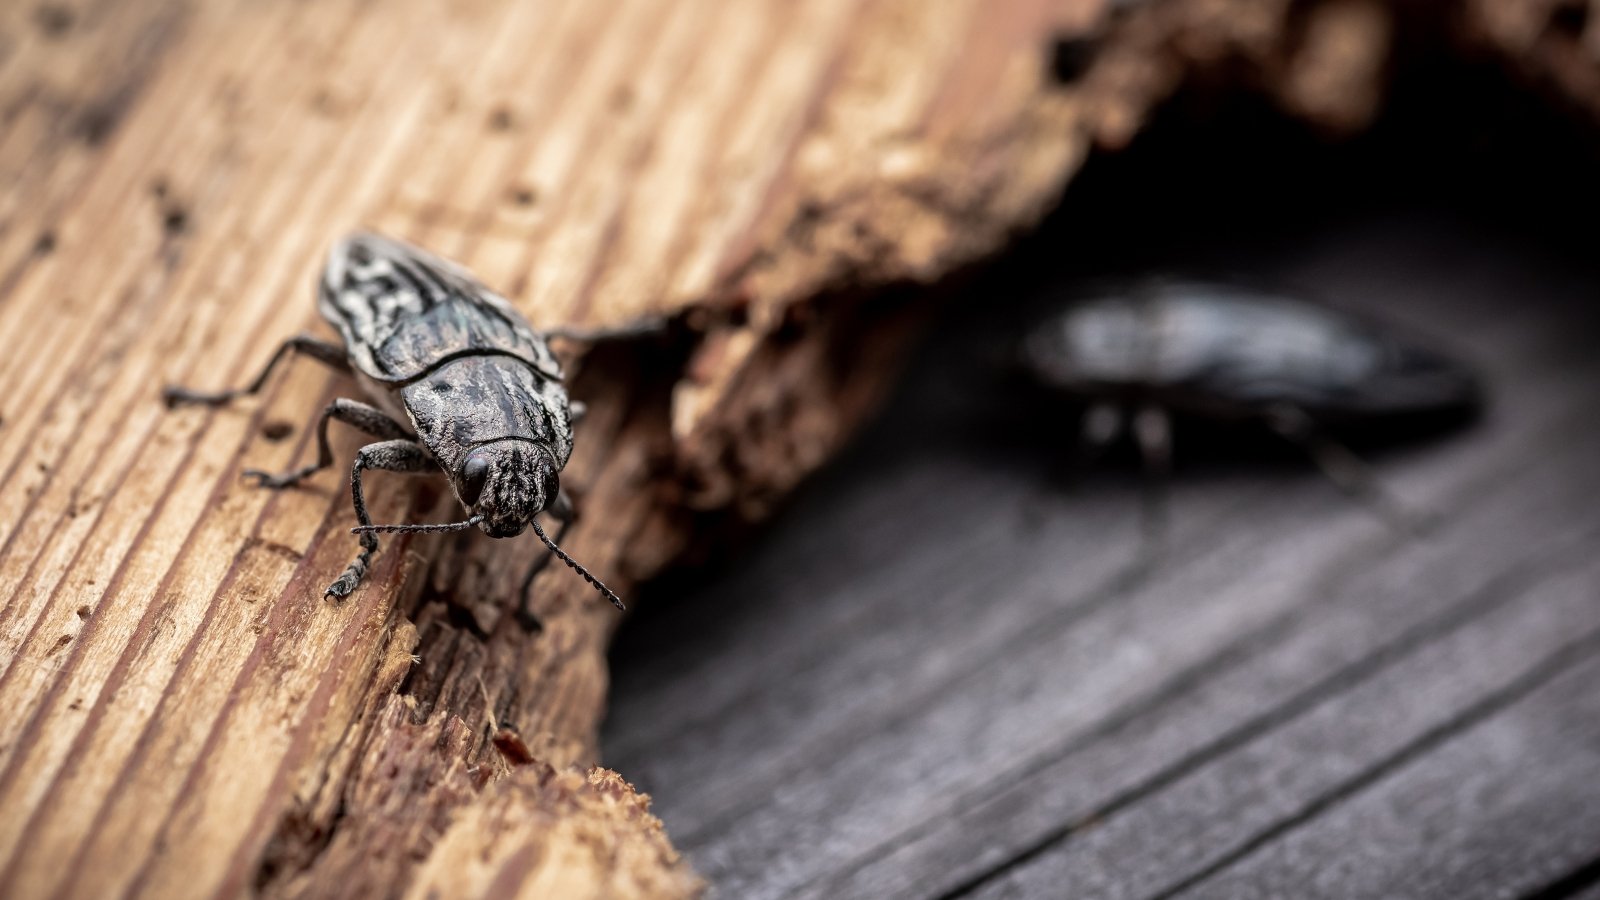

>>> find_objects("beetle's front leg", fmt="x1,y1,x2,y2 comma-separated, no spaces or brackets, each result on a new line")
326,439,436,601
244,398,412,489
514,489,578,631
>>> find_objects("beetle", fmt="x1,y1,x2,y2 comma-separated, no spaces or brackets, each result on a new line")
1017,278,1483,527
164,232,624,618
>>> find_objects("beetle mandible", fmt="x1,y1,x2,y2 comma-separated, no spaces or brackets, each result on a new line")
1018,278,1483,526
164,232,624,616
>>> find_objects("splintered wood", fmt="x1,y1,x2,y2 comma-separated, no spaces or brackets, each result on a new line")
0,0,1475,896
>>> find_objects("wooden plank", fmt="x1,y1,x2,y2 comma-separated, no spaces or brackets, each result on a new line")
604,211,1600,899
1175,650,1600,900
969,555,1600,899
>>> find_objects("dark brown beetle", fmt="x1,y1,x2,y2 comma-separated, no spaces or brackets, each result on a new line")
1019,278,1483,526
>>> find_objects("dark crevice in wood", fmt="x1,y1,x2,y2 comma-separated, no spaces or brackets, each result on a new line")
33,4,77,38
1547,1,1590,40
255,796,349,892
1046,34,1101,85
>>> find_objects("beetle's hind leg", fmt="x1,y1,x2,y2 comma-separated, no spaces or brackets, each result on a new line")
1069,402,1125,486
514,490,578,632
243,399,412,489
326,438,437,601
162,334,348,407
1262,404,1427,534
542,316,670,346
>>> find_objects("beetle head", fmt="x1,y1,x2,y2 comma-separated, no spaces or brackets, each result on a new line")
351,437,625,611
454,440,559,538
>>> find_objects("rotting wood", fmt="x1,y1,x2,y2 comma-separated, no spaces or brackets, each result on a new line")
1456,0,1600,118
0,0,1561,897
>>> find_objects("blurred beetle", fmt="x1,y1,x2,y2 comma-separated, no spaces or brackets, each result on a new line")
1018,278,1483,528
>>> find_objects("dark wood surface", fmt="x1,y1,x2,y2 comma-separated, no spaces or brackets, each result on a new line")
603,109,1600,900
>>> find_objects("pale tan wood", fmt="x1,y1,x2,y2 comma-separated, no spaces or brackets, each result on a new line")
0,0,1456,896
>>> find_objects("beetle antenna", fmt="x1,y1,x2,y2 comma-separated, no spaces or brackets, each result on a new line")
530,519,626,611
352,515,485,535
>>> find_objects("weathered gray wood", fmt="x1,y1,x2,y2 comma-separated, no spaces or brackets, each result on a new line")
604,211,1600,899
1176,651,1600,900
971,555,1600,900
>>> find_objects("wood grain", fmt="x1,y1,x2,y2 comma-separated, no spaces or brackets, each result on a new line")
4,0,1572,895
1,0,1368,896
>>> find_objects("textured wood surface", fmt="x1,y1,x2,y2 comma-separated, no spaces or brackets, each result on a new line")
0,0,1347,896
2,0,1589,896
605,108,1600,898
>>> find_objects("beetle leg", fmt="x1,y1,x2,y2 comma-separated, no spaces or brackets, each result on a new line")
243,398,413,489
548,488,576,521
1263,405,1426,534
326,439,436,601
1023,403,1124,529
542,315,669,345
1072,402,1124,481
162,334,349,407
514,489,578,631
1133,404,1173,552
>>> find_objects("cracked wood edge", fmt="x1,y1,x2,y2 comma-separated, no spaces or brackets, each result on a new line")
0,0,1521,896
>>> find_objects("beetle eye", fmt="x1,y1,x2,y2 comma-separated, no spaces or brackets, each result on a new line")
460,453,489,506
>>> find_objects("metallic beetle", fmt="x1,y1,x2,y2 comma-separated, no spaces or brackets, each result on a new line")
1018,278,1483,517
164,232,623,613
